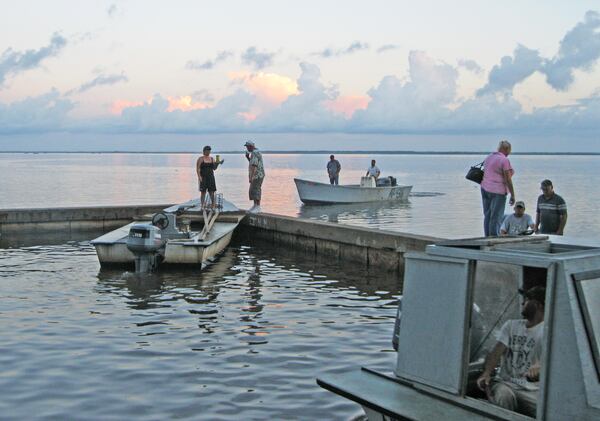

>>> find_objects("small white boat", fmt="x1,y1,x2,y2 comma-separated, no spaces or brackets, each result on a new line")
91,196,245,272
294,177,412,205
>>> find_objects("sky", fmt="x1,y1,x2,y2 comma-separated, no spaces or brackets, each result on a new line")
1,1,600,151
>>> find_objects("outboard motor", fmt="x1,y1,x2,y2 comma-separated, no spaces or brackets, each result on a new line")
126,223,166,273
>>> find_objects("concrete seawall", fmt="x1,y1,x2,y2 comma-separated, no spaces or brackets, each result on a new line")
240,213,441,272
0,205,442,271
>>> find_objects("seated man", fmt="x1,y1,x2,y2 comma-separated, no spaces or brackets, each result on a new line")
500,201,535,236
476,286,545,417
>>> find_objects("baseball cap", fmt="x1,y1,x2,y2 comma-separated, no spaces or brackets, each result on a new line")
518,286,546,305
514,201,525,209
244,140,255,147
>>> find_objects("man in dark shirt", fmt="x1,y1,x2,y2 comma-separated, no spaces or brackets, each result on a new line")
326,155,341,185
535,179,567,235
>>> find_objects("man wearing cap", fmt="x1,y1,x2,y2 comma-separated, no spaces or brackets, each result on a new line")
477,286,545,417
244,141,265,211
535,179,567,235
500,201,535,236
327,155,341,185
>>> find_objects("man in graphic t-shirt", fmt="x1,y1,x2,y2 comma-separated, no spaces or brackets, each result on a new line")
500,201,535,236
477,286,545,417
535,179,567,235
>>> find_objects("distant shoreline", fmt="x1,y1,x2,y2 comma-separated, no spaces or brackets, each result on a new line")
1,150,600,156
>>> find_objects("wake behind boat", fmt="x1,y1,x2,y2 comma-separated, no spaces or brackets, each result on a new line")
294,177,412,205
91,196,245,273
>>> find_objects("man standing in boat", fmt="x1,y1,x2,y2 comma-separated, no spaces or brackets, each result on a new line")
366,159,380,180
327,155,341,185
244,141,265,212
476,286,545,417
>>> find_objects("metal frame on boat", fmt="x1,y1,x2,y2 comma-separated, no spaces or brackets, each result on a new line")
318,236,600,420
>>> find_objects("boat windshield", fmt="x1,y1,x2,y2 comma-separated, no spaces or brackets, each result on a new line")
573,271,600,380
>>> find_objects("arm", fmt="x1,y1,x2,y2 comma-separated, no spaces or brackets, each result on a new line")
196,158,202,181
528,215,535,230
534,210,540,233
249,165,256,182
503,169,515,206
557,211,567,235
477,342,507,390
337,162,341,175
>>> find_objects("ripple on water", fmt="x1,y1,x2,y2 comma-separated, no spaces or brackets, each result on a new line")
0,242,400,420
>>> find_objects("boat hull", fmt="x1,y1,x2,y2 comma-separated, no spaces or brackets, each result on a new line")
294,178,412,204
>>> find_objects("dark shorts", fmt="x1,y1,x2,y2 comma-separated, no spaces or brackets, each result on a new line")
249,177,264,200
199,175,216,192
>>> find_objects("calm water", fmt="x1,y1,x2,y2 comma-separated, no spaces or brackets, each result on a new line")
1,152,598,238
1,152,598,419
0,242,399,420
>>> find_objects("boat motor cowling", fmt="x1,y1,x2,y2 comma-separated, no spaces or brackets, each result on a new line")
126,223,166,272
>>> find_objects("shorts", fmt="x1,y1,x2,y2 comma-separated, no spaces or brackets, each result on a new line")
249,177,264,201
199,174,216,192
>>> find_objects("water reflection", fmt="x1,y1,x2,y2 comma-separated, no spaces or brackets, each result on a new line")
298,200,412,227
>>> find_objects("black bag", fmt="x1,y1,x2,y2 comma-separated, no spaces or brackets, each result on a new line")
466,161,484,184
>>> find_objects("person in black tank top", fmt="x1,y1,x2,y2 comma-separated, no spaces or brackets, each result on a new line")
196,145,221,208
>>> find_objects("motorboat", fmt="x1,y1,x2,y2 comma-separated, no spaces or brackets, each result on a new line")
294,177,412,205
91,195,245,273
317,236,600,420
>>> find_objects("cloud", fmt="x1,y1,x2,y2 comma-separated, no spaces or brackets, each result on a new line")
377,44,400,54
190,89,215,103
0,89,74,133
543,10,600,90
314,41,369,58
107,4,118,18
0,33,67,85
69,72,128,95
252,62,345,131
457,58,484,74
350,51,458,131
241,47,276,70
186,50,234,71
477,45,542,96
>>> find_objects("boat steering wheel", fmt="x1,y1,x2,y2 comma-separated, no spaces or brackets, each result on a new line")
151,212,169,230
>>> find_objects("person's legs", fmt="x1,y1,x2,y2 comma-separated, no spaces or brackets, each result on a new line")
200,190,206,207
249,178,263,207
515,389,537,417
488,192,507,236
209,191,216,208
329,176,335,185
333,175,339,185
488,381,518,412
481,188,492,236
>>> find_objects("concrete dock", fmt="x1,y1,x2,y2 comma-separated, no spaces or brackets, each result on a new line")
0,205,441,270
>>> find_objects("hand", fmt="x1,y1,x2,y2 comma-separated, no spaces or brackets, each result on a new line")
527,363,540,381
509,195,515,206
476,373,492,391
556,229,563,235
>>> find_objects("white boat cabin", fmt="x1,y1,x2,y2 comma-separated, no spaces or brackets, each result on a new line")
318,236,600,420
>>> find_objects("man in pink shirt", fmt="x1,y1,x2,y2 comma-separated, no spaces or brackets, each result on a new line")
480,140,516,236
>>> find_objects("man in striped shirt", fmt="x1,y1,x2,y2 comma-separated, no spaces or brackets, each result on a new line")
535,179,567,235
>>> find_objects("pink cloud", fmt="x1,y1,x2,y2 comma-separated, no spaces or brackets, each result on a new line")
325,95,370,118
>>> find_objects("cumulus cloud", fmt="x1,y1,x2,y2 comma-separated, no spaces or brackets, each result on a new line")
241,47,275,70
253,62,345,131
477,11,600,95
68,72,128,95
0,89,74,133
377,44,400,54
350,51,458,131
477,45,542,96
543,10,600,90
0,33,67,85
458,58,484,74
186,50,234,71
314,41,369,58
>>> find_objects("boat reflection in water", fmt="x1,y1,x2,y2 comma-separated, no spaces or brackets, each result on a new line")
298,200,412,225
